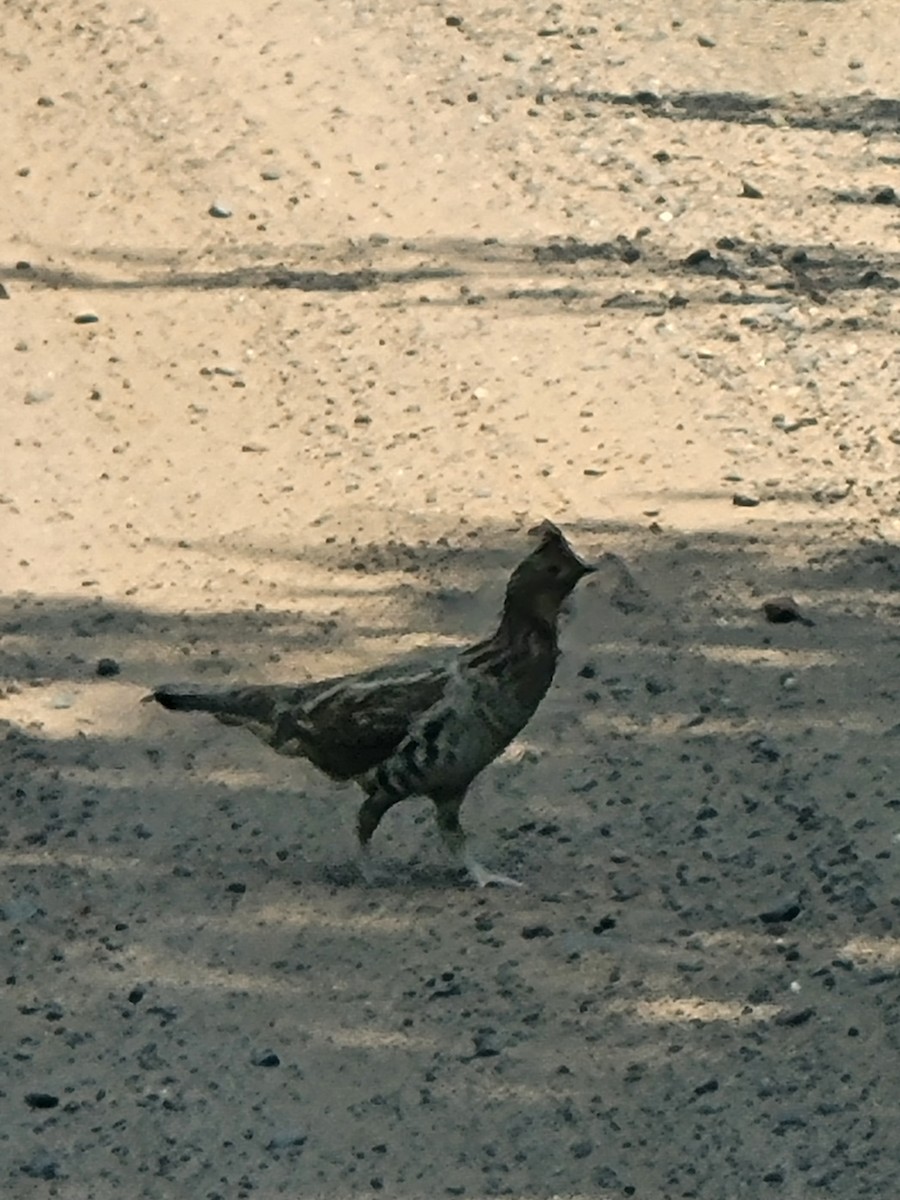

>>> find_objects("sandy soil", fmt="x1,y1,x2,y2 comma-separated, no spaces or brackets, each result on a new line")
3,1,900,1197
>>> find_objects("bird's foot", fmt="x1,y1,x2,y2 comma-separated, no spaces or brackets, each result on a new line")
465,856,524,889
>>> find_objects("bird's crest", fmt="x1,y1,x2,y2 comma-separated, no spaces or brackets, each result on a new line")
527,518,565,544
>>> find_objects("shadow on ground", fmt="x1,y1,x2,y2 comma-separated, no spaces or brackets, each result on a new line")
4,518,899,1196
5,228,900,317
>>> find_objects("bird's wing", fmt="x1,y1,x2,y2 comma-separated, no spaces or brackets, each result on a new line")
264,658,453,780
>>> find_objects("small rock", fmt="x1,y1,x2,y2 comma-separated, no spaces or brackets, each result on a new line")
733,493,760,507
252,1049,281,1067
848,885,876,917
693,1078,719,1095
775,1007,815,1027
763,596,814,627
266,1131,307,1151
260,169,282,181
21,1150,59,1180
741,180,764,199
521,924,554,939
472,1028,502,1057
25,1092,59,1109
760,899,802,924
96,657,120,677
697,33,716,48
74,312,99,324
748,734,780,762
209,202,233,218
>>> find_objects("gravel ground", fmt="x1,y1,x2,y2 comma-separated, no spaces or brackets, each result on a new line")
3,2,899,1197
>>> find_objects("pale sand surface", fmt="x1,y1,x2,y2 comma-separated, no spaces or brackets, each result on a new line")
3,2,899,1196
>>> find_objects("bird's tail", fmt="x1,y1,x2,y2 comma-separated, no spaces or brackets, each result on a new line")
146,684,277,724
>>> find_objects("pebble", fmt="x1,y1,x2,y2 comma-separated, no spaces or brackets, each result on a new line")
521,924,554,939
266,1131,308,1151
693,1078,719,1095
74,312,99,324
759,899,802,924
252,1049,281,1067
209,202,233,218
772,413,818,433
21,1150,59,1180
732,493,760,507
472,1028,502,1057
775,1007,815,1027
96,657,120,676
748,734,781,762
25,1092,59,1109
763,597,814,627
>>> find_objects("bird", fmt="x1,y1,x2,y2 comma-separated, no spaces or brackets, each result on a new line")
146,520,595,887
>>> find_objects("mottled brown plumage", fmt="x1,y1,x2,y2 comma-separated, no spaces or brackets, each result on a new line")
149,520,594,886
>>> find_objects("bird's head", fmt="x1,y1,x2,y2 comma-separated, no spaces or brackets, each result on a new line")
503,520,595,626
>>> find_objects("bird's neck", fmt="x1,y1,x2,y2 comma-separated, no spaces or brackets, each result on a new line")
495,598,560,653
462,598,560,719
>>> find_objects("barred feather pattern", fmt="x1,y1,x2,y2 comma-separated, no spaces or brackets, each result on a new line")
361,622,558,806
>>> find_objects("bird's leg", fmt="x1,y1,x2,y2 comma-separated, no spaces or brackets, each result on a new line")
356,789,403,884
432,793,523,889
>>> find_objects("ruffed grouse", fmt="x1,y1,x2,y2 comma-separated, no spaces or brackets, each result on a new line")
148,520,594,886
